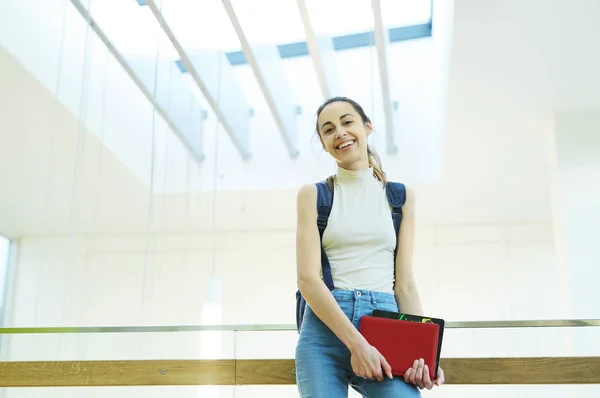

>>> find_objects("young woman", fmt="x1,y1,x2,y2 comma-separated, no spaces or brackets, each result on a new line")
294,97,445,397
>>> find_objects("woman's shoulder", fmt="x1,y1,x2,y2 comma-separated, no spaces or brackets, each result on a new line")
297,176,335,202
297,183,318,211
297,183,317,202
296,184,318,223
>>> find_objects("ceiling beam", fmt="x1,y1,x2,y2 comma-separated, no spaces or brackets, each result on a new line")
69,0,206,164
145,0,252,161
371,0,397,155
296,0,341,101
221,0,300,158
124,54,206,162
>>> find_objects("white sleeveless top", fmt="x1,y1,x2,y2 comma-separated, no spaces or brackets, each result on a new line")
321,166,397,293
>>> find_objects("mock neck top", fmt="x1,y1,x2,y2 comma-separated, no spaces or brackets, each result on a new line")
321,166,396,293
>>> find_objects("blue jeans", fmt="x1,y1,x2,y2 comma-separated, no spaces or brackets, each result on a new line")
295,289,421,398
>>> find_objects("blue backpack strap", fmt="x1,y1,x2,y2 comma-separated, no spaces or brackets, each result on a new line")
385,181,407,260
316,179,335,290
296,178,335,333
295,290,305,333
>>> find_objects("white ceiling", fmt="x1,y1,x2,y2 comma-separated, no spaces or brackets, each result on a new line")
1,0,599,238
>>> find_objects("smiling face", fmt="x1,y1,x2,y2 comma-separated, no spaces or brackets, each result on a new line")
317,100,372,170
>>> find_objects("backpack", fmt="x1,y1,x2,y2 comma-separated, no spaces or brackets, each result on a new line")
295,176,407,333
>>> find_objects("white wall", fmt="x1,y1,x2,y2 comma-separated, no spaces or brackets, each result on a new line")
6,222,560,327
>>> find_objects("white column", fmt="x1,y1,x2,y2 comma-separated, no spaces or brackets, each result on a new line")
551,111,600,320
198,275,223,398
200,274,223,357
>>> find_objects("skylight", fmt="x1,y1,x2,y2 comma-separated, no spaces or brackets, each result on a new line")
159,0,242,52
89,0,179,58
382,0,432,28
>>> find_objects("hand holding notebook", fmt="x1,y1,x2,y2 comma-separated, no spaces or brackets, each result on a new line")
358,311,445,389
403,358,445,390
349,339,394,382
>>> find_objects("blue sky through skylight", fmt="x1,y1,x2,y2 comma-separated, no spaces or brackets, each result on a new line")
147,0,431,51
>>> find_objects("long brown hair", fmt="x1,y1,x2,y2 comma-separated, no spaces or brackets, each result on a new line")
315,97,387,188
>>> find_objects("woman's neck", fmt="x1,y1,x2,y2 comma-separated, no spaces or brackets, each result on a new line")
336,165,374,185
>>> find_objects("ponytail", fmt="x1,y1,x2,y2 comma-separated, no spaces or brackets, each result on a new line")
367,144,386,184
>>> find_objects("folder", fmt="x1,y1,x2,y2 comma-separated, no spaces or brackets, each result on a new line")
371,310,445,379
359,315,440,380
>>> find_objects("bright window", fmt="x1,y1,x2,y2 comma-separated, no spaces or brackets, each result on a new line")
0,235,9,326
0,235,10,310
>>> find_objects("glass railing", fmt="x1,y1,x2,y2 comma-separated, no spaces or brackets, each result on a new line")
0,319,599,398
2,319,600,360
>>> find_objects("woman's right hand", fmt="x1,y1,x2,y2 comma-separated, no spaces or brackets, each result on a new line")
350,339,393,382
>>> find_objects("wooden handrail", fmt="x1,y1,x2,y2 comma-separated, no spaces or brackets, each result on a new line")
0,357,599,387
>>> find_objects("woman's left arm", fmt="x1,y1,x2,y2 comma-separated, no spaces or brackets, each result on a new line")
393,187,423,315
394,187,445,389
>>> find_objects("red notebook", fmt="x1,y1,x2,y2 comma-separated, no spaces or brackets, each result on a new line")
359,315,439,380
